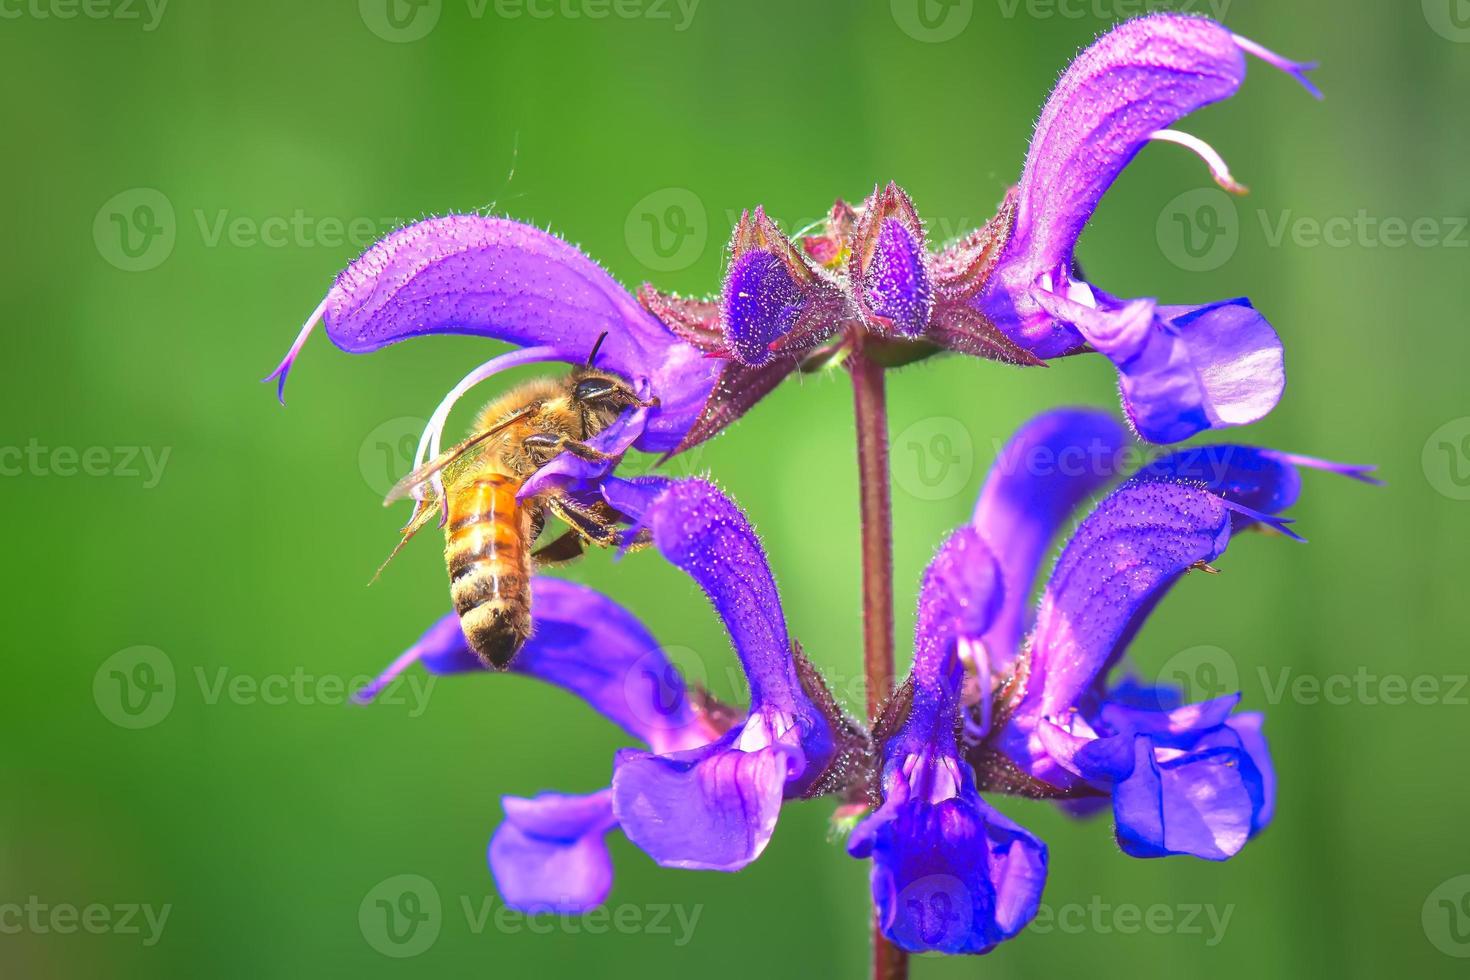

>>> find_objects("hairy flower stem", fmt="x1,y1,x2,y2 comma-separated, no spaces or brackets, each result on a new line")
849,341,908,980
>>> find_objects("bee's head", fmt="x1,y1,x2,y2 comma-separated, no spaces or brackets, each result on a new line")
569,368,640,409
568,333,658,435
567,368,655,436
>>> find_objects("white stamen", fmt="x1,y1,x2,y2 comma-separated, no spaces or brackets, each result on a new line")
1149,129,1250,195
407,346,563,510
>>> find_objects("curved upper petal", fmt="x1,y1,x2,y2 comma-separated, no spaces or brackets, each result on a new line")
1010,478,1233,758
633,479,809,719
315,215,718,451
972,408,1129,667
979,14,1247,355
1138,444,1381,526
488,790,618,913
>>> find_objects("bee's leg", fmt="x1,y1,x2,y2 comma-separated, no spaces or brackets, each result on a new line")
532,528,586,566
522,433,621,467
619,527,655,554
546,494,620,548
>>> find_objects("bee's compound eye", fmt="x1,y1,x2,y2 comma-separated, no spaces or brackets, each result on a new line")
573,378,616,402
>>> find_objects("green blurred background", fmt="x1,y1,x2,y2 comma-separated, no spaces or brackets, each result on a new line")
4,0,1468,976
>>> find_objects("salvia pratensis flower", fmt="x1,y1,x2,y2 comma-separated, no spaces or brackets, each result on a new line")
975,13,1323,443
602,477,855,871
356,576,722,912
848,528,1047,955
358,478,866,890
957,409,1377,861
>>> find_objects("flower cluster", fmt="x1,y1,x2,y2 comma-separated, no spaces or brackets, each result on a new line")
273,12,1374,961
358,416,1372,952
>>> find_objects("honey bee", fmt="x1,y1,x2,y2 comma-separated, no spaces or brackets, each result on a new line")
380,342,652,669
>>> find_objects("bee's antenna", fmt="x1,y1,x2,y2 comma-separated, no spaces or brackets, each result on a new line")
586,332,609,368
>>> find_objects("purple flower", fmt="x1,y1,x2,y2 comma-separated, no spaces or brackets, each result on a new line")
848,528,1046,955
359,477,857,893
606,477,843,871
637,16,1321,449
961,409,1376,860
356,577,717,912
264,216,724,491
975,13,1322,442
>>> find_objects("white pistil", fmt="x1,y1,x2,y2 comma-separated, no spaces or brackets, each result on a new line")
1149,129,1250,196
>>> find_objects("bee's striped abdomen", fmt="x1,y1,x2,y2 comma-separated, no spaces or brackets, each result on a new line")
445,471,534,669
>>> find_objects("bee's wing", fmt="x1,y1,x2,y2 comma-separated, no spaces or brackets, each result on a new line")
382,405,537,506
369,497,442,586
369,405,539,585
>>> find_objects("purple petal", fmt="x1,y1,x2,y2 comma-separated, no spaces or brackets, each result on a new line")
972,408,1129,667
636,480,798,712
1112,732,1260,860
515,579,710,753
914,527,1004,689
353,612,482,703
1227,711,1274,832
358,579,707,754
488,790,617,912
286,215,718,452
1029,480,1232,717
859,217,934,336
721,250,804,366
612,734,793,871
993,480,1234,786
1034,290,1285,445
632,478,836,790
1042,691,1273,860
1099,693,1241,736
1140,445,1381,531
979,14,1247,356
855,793,1046,955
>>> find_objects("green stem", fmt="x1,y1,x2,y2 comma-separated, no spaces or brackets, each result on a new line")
849,340,907,980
